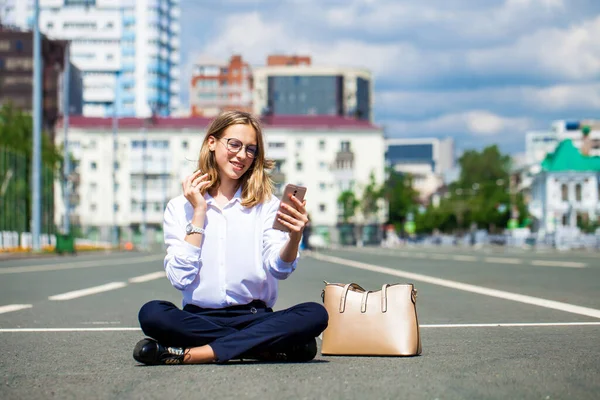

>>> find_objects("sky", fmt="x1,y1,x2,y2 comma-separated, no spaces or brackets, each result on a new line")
179,0,600,154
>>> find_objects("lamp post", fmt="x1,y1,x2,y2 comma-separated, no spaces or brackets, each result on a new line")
62,42,71,235
31,0,42,251
112,70,120,248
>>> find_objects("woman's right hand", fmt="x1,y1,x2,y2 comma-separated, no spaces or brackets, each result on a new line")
182,170,210,214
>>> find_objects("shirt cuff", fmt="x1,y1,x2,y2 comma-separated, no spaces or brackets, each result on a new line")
274,254,297,274
171,240,202,262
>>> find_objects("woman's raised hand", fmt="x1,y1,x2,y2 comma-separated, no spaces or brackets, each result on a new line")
182,170,210,213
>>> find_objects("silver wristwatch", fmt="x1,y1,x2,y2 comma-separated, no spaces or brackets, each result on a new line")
185,222,205,235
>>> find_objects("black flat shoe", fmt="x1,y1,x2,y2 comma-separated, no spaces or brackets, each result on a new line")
133,338,186,365
240,337,318,362
285,337,318,362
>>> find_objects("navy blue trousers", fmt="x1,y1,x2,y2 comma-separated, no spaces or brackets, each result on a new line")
138,300,328,362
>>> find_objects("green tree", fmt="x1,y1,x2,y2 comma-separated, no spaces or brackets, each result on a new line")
337,190,359,223
385,169,418,230
0,103,62,233
361,171,384,222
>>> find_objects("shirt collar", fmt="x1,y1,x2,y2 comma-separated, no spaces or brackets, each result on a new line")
204,186,243,206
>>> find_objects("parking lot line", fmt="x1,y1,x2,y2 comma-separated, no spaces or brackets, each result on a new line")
0,254,164,274
48,282,127,301
530,260,586,268
128,271,165,283
0,304,33,314
2,322,600,333
310,253,600,319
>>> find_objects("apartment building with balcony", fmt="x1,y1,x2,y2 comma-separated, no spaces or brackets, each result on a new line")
3,0,180,117
189,55,252,117
55,115,385,244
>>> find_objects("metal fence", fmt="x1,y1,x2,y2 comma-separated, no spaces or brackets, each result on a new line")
0,146,55,237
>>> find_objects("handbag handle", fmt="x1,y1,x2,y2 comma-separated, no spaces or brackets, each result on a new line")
381,284,390,313
339,283,365,313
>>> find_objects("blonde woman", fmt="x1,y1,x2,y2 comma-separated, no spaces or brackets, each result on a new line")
133,111,328,365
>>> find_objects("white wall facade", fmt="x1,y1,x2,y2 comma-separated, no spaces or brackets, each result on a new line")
4,0,180,117
55,120,386,233
529,172,600,233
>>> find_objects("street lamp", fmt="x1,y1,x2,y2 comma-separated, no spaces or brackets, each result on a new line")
31,0,42,251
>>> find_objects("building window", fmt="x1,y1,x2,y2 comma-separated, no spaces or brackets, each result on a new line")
91,161,97,170
47,22,54,29
90,203,97,212
296,140,303,148
296,161,303,171
575,183,582,202
90,182,97,191
182,141,188,149
319,204,326,212
319,182,326,190
319,161,326,170
340,141,351,152
114,162,119,170
319,140,326,150
561,184,568,201
562,214,568,226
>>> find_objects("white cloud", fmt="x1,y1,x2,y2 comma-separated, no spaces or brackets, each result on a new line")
179,0,600,151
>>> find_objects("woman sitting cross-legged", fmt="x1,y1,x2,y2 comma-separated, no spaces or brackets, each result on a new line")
132,110,328,365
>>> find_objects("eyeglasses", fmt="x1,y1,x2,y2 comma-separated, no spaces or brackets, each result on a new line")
220,138,258,159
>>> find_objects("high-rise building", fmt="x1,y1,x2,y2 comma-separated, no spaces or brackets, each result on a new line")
189,55,252,117
0,27,83,134
253,65,373,122
2,0,180,117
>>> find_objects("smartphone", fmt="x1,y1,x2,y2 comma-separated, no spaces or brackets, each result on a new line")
272,184,307,232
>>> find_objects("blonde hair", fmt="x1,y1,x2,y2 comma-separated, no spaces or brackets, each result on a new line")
197,110,274,208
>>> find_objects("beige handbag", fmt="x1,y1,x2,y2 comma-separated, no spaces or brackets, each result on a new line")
320,282,422,356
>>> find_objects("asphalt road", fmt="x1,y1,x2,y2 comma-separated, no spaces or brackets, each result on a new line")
0,246,599,400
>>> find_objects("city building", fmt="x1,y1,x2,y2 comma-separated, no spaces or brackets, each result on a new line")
54,115,385,245
267,54,311,67
189,55,252,117
253,65,373,122
515,120,600,204
385,137,455,203
525,120,600,165
0,27,83,135
2,0,180,117
528,139,600,233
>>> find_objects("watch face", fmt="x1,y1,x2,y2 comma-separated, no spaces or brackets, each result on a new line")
185,223,192,234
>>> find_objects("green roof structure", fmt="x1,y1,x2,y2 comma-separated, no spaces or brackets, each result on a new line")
541,139,600,172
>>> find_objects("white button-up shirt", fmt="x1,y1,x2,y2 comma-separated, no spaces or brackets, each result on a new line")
162,188,298,309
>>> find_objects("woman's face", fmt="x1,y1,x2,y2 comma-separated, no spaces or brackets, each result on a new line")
208,123,258,182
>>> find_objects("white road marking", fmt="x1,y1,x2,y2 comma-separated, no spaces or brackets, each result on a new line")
0,254,164,274
0,327,141,332
483,257,521,265
310,253,600,319
0,304,33,314
452,255,477,262
530,260,586,268
48,282,127,301
3,322,600,333
421,322,600,328
128,271,165,283
341,247,589,268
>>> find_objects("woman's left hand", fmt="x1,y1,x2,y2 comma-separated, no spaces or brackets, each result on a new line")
277,195,309,238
